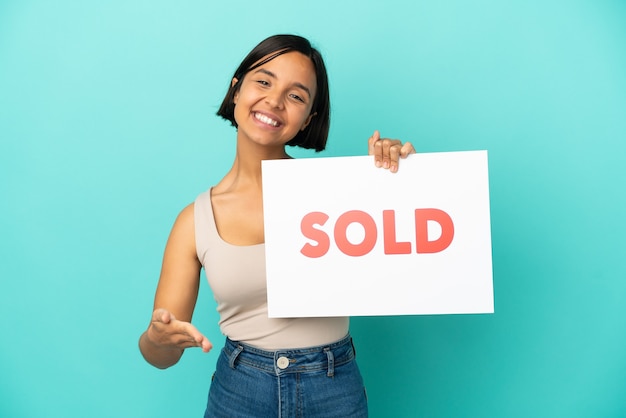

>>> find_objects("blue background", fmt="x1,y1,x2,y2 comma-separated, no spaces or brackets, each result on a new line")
1,1,625,417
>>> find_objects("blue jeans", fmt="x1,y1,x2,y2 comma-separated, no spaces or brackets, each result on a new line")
204,334,368,417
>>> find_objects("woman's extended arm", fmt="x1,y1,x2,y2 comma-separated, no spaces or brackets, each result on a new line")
139,203,212,369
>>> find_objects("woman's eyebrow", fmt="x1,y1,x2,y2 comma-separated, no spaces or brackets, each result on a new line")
253,68,312,98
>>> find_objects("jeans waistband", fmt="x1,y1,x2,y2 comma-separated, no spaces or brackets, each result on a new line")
223,334,355,377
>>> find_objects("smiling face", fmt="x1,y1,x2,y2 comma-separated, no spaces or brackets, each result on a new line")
232,51,317,150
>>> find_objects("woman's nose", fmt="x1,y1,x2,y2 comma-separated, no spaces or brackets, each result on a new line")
265,90,284,109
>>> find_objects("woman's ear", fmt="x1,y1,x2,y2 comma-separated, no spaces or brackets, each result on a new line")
301,112,317,131
232,77,239,103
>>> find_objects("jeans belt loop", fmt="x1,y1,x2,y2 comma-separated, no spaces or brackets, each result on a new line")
229,344,244,369
324,347,335,377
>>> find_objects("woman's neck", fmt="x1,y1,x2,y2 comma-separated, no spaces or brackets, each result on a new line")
216,136,291,193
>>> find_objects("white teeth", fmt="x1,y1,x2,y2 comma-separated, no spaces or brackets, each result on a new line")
254,112,279,127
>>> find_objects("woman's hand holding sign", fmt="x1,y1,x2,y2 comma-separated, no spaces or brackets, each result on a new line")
368,130,416,173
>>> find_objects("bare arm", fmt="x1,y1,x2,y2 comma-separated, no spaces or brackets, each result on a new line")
139,203,212,369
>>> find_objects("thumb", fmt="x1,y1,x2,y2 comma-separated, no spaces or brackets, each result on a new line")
367,130,380,155
152,308,175,324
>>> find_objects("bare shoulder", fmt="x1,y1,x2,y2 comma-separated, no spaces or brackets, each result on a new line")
165,203,197,254
174,202,195,230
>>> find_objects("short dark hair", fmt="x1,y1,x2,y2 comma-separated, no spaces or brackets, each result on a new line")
217,34,330,152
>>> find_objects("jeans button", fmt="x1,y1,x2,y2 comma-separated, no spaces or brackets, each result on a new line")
277,356,289,370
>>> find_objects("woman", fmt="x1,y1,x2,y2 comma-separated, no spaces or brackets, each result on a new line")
139,34,415,417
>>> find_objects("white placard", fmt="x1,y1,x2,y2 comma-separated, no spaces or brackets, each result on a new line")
262,151,493,317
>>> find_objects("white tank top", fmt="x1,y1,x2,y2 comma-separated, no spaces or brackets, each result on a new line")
194,189,348,350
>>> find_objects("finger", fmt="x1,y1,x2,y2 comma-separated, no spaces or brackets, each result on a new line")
382,140,392,169
172,334,205,349
198,336,213,353
389,144,401,173
174,320,211,349
181,326,212,352
378,139,391,168
373,137,393,168
400,141,416,158
380,139,402,169
367,130,380,156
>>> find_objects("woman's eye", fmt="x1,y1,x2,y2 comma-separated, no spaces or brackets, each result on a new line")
257,80,269,86
290,93,304,103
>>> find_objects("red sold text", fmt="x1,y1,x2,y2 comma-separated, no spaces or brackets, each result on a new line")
300,209,454,258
